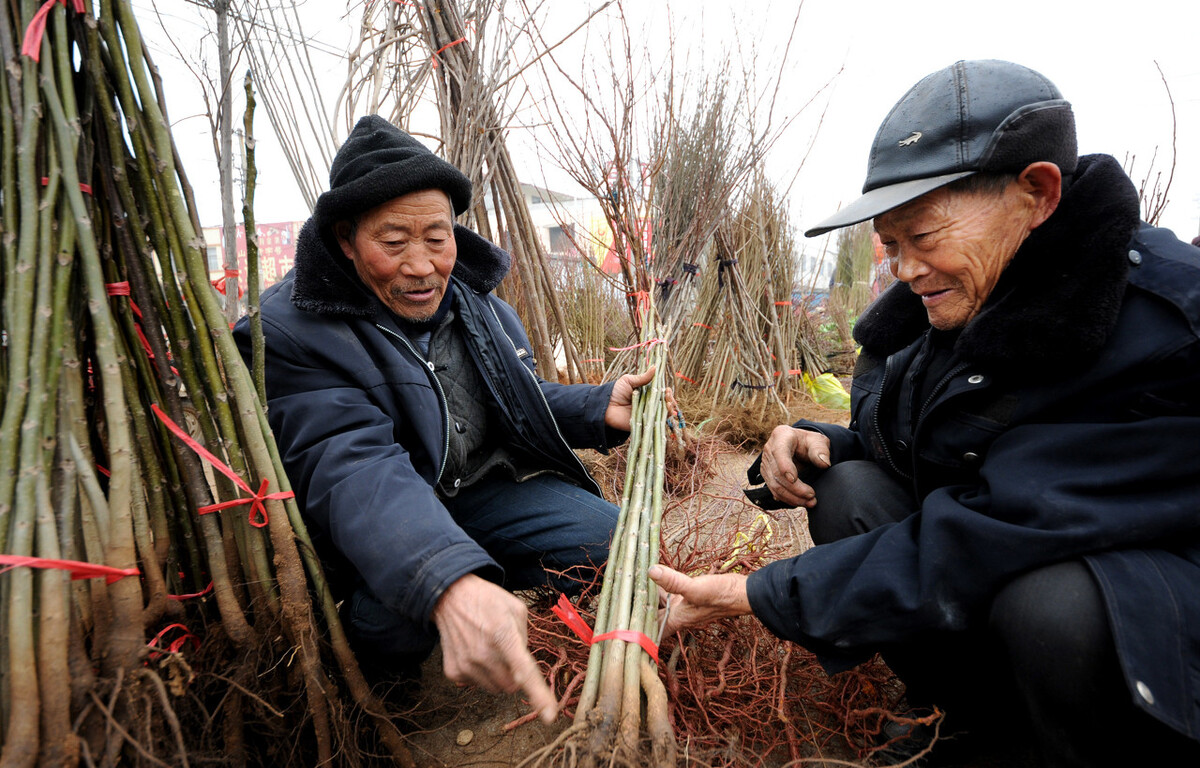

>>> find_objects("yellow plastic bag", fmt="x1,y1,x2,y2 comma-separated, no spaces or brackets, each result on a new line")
802,372,850,410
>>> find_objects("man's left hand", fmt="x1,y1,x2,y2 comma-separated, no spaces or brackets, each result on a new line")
648,564,752,637
604,366,677,431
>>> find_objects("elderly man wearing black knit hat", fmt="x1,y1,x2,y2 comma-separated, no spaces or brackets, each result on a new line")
650,60,1200,766
234,116,657,721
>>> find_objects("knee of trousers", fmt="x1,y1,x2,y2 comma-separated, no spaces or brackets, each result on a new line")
988,560,1111,681
808,460,914,543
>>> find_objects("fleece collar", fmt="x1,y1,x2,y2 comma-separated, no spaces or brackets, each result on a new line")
853,154,1141,373
289,218,511,317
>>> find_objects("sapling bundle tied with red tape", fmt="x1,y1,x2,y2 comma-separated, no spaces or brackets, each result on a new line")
0,2,412,765
525,304,678,768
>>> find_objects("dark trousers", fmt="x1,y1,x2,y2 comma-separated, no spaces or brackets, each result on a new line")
342,473,618,677
810,460,1200,767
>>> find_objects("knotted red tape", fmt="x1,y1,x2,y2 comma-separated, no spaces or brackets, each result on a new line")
607,338,665,353
212,268,244,299
431,36,466,67
21,0,85,62
147,622,200,660
626,290,652,322
151,403,292,528
0,555,139,584
551,593,659,664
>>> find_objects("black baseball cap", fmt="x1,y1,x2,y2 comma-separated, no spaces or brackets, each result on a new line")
805,60,1077,237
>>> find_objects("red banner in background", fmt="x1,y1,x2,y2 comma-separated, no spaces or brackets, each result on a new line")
206,221,301,291
237,222,300,288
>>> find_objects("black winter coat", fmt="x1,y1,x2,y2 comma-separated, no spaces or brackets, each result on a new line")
745,155,1200,739
233,221,619,628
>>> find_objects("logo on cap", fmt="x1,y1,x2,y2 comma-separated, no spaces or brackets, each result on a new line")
898,131,923,147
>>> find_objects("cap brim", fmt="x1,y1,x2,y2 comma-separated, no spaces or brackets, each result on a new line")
803,171,976,237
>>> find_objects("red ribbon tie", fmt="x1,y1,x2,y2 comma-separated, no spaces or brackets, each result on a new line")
551,593,660,663
21,0,85,62
0,555,139,584
151,403,292,527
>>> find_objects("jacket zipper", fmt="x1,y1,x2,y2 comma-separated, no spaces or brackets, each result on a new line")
375,323,451,485
871,355,910,480
917,362,971,425
485,303,601,495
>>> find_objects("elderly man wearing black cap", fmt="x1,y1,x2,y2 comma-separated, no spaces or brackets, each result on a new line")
650,60,1200,765
234,117,657,722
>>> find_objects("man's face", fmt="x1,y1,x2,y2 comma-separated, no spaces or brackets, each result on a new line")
873,182,1037,330
336,189,456,321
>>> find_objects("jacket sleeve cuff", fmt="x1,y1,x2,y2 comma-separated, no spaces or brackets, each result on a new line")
747,563,870,673
393,542,503,626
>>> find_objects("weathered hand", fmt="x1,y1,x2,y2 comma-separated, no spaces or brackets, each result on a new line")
647,564,751,638
604,366,677,431
432,574,556,724
759,425,832,509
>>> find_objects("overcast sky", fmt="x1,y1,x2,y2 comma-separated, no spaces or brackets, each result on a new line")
143,0,1200,247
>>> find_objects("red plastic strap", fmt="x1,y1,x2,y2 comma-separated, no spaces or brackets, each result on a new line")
167,581,214,601
42,175,92,194
774,300,792,306
150,403,293,528
211,272,244,299
21,0,85,62
0,555,139,584
135,324,155,360
551,593,659,664
608,338,665,353
551,593,593,643
626,290,651,322
147,623,200,660
674,372,696,384
431,36,466,67
692,322,714,330
106,282,145,319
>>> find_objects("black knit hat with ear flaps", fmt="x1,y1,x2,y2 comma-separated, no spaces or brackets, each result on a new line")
312,115,472,228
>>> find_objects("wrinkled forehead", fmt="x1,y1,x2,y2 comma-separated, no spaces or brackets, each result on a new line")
872,188,954,232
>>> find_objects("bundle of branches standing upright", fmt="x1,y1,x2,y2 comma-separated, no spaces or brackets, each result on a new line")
525,305,676,768
0,2,411,765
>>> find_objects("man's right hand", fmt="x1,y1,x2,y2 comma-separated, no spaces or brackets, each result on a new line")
759,425,832,508
431,574,557,724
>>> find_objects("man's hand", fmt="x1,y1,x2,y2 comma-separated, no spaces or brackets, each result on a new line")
432,574,556,724
604,366,678,431
759,425,832,509
647,565,752,637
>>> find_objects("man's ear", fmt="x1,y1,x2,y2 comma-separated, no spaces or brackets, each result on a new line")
1018,161,1063,229
332,221,355,260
